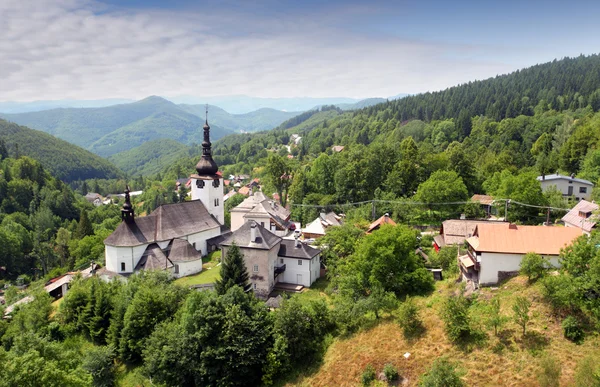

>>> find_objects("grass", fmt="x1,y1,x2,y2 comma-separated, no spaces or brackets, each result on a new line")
173,250,222,287
284,275,600,387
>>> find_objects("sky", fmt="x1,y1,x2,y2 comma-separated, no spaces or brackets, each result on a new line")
2,0,600,102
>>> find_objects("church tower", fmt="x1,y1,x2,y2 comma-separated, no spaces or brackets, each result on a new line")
190,107,224,224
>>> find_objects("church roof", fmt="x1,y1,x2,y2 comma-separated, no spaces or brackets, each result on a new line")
105,200,220,247
168,238,202,262
220,221,281,250
278,239,320,259
135,243,173,271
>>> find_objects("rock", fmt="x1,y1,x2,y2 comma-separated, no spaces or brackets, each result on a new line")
378,372,388,382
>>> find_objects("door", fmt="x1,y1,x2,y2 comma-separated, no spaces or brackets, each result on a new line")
568,186,573,196
297,274,302,285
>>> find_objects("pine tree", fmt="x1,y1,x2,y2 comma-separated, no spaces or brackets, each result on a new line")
76,209,94,239
215,243,250,295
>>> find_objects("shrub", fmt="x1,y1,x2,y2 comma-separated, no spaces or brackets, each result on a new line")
537,354,561,387
562,316,584,343
441,295,471,342
383,363,399,382
419,357,464,387
361,364,376,386
397,297,424,338
574,355,600,387
520,252,547,282
512,296,531,336
81,345,116,387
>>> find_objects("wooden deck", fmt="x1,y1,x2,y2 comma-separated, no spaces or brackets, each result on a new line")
273,282,304,292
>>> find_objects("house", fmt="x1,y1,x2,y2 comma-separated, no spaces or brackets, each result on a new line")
302,212,343,239
85,192,103,206
459,223,582,286
220,221,321,299
537,173,594,201
433,219,497,252
103,115,224,279
230,191,294,236
561,199,598,235
238,186,251,196
43,263,98,299
366,213,396,234
470,194,495,217
331,145,345,153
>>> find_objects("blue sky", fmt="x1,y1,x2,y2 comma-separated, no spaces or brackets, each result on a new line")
1,0,599,101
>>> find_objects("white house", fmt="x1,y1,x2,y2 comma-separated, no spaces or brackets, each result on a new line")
230,192,294,237
220,221,321,299
301,212,343,239
460,223,582,286
537,173,594,201
561,199,598,235
103,115,224,279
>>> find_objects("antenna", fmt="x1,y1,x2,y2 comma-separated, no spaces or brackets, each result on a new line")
205,103,208,123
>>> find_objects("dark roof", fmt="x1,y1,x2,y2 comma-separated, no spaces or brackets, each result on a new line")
105,200,220,247
135,244,173,271
168,239,201,262
207,231,232,247
278,239,320,259
220,221,281,250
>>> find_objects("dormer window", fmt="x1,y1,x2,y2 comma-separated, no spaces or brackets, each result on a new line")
579,211,592,218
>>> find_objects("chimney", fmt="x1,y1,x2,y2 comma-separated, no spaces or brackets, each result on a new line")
295,233,300,248
250,222,257,243
570,173,575,179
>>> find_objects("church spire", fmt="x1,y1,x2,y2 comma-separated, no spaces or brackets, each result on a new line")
121,185,135,222
195,104,219,176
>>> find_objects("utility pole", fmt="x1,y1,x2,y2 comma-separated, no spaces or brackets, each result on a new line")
546,207,551,226
371,200,376,220
505,199,510,222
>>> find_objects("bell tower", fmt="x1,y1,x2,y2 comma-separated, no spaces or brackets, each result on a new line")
190,106,224,224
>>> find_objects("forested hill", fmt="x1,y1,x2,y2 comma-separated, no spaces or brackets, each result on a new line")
0,119,122,181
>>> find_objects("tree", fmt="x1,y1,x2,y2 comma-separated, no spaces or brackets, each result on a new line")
486,298,507,336
397,296,424,338
76,209,94,239
215,243,250,295
415,170,468,216
362,285,397,319
520,252,548,282
81,346,116,387
265,154,292,206
419,357,465,387
441,295,472,343
512,296,531,336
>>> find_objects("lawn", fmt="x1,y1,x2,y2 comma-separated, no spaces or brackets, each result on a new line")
174,250,222,287
284,276,600,387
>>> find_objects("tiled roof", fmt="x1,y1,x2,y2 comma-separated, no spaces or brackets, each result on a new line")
561,200,598,232
238,186,250,196
278,239,320,259
471,194,494,206
135,243,173,271
220,221,281,250
469,223,582,255
104,200,220,247
367,214,396,233
441,219,497,245
168,239,202,262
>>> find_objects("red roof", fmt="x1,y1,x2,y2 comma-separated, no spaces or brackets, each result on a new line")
366,214,396,234
238,186,250,196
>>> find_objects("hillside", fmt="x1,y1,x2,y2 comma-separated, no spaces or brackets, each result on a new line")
179,104,300,132
109,138,191,177
0,119,122,181
335,97,388,110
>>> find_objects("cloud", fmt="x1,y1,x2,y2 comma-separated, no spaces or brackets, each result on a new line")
0,0,553,101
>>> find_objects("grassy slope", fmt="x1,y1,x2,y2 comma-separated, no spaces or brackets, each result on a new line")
0,119,122,181
173,251,222,287
287,276,600,387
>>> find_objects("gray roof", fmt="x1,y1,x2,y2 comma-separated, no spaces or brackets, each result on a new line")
561,199,598,232
168,239,202,262
537,173,594,186
220,221,281,250
278,239,321,259
105,200,220,247
135,244,173,271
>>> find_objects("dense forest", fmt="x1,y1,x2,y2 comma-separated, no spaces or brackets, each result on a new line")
0,120,122,182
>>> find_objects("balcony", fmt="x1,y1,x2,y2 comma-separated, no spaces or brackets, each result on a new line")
274,264,286,278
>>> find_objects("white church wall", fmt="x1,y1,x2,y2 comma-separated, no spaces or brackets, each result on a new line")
173,259,203,278
191,177,224,225
105,244,148,274
187,227,222,256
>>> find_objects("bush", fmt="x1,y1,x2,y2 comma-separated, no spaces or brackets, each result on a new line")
574,355,600,387
81,345,116,387
562,316,584,343
397,297,424,338
520,252,547,282
361,364,376,386
537,354,561,387
419,357,464,387
441,295,472,342
383,363,399,382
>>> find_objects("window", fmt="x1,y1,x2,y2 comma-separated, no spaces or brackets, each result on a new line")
580,187,587,193
253,264,259,272
280,259,284,264
214,198,219,206
174,264,179,274
253,283,257,290
196,180,205,188
298,260,302,266
261,222,265,227
120,262,125,271
212,179,220,188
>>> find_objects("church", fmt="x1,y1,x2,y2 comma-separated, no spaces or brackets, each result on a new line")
103,116,225,278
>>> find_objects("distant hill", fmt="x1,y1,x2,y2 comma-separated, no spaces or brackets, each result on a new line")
0,96,303,157
0,98,134,114
179,104,300,133
109,139,191,177
334,98,388,110
0,119,122,181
